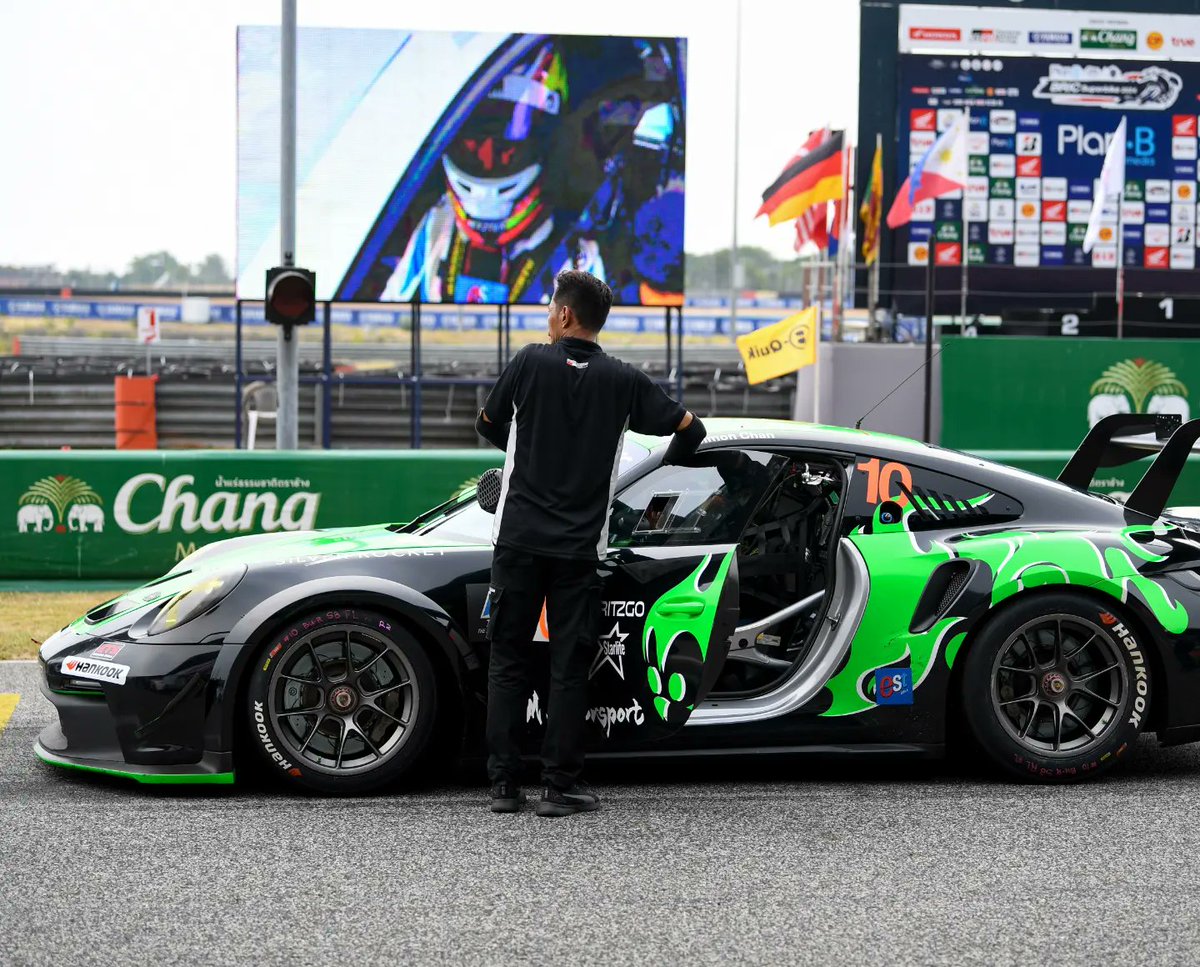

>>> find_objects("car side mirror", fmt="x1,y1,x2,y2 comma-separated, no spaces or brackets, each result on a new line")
477,468,504,514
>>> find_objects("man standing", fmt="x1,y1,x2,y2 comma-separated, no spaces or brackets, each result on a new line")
477,269,705,817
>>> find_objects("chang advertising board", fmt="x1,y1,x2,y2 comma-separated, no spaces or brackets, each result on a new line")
897,54,1200,273
236,28,686,306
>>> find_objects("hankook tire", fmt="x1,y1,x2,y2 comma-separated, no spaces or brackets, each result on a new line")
961,593,1151,783
244,606,438,794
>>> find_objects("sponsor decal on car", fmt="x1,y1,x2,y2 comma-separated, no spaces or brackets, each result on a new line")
90,642,124,660
603,600,646,618
875,667,915,705
61,657,129,685
526,691,544,725
1099,612,1149,726
584,699,646,737
589,623,628,680
253,700,295,771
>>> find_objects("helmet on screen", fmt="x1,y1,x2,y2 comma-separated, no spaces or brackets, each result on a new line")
442,43,567,245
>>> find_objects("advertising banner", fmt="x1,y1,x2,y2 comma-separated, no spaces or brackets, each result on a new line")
1,450,502,580
236,28,686,306
897,54,1200,272
941,336,1195,451
899,5,1200,62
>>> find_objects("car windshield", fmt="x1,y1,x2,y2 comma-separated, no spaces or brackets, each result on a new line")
404,437,653,542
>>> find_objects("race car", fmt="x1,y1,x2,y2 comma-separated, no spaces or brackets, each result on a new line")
34,414,1200,790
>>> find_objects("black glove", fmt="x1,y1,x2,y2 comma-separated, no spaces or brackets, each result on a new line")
662,415,706,466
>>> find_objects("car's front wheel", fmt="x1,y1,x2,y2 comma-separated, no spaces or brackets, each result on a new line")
245,606,438,794
961,593,1150,782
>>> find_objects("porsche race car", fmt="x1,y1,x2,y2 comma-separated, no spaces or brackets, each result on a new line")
34,415,1200,789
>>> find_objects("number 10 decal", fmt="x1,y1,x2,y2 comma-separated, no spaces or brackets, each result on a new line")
856,458,913,507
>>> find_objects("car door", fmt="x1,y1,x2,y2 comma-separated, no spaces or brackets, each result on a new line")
585,449,786,741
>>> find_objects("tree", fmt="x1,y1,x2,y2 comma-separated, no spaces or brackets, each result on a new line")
191,253,232,285
124,251,188,286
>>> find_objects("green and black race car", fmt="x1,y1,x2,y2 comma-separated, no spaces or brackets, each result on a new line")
34,414,1200,790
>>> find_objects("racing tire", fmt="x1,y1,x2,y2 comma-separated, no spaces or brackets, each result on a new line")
961,593,1151,783
244,606,438,794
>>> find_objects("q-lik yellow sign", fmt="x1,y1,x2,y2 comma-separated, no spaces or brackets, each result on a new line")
736,307,818,385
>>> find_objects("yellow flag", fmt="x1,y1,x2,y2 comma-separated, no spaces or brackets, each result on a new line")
736,307,818,385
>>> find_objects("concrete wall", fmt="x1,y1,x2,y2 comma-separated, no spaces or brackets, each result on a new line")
792,343,942,443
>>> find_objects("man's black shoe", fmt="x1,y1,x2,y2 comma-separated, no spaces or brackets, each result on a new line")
490,782,527,813
535,783,600,817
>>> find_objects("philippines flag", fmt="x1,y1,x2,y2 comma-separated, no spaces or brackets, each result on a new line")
886,113,969,228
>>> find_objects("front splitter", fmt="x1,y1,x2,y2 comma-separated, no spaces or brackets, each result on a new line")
34,739,235,786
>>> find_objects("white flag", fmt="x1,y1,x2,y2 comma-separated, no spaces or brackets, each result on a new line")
1083,117,1127,254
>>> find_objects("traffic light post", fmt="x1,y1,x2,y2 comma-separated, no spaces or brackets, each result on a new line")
274,0,301,450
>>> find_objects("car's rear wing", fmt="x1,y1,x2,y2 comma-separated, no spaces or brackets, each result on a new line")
1126,418,1200,519
1057,413,1181,491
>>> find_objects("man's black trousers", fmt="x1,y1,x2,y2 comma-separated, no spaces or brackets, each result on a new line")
485,544,601,790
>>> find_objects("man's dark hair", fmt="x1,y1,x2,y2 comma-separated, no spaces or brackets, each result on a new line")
553,269,613,332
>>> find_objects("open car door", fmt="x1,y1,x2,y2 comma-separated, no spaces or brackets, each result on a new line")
589,450,784,738
595,547,740,733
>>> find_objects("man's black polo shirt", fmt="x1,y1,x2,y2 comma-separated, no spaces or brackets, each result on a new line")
481,336,685,561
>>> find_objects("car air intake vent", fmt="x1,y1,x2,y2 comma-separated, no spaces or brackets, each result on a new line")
897,482,989,523
910,560,973,634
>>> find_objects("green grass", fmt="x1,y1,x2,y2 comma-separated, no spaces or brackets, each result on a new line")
0,590,124,660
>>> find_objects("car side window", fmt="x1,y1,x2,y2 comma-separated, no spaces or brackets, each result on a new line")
843,456,1023,531
608,450,784,548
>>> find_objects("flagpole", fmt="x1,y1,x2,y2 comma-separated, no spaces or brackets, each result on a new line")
831,129,845,341
727,0,743,345
868,132,881,341
843,141,855,341
960,108,970,334
1116,185,1126,339
923,242,934,442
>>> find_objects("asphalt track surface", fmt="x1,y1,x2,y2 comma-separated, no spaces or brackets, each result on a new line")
5,658,1200,966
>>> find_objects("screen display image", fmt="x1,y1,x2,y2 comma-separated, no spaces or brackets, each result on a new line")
897,53,1200,273
237,28,687,305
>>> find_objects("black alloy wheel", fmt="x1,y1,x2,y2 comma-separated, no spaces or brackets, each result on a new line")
245,607,437,794
961,593,1150,782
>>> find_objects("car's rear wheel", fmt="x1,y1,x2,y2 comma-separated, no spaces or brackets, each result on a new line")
245,606,438,794
961,593,1150,782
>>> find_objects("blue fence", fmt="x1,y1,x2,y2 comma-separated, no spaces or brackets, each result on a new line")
0,296,813,336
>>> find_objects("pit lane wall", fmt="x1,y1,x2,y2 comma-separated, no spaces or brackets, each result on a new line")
1,450,502,579
944,334,1200,508
942,336,1199,452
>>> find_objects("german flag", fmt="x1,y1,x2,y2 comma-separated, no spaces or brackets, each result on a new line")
757,130,844,227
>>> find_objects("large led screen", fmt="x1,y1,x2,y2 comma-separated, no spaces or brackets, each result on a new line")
237,28,687,305
897,54,1200,272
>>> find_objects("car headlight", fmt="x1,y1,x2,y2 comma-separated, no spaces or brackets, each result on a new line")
148,566,246,636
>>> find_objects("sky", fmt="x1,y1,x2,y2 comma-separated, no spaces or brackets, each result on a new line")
0,0,860,273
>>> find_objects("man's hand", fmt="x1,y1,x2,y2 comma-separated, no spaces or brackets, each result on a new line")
662,412,706,466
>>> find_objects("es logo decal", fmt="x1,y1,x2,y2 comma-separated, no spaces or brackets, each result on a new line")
875,667,914,706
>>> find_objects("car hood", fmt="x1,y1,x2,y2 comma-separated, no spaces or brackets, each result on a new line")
169,524,486,574
68,525,488,637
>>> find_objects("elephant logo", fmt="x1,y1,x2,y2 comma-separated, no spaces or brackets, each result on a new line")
17,475,103,535
1088,358,1190,428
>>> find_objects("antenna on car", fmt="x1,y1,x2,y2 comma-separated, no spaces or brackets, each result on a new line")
855,346,945,430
